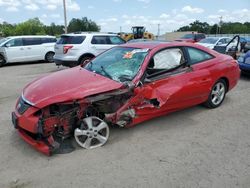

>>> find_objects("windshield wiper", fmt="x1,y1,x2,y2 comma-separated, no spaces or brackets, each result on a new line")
101,66,113,79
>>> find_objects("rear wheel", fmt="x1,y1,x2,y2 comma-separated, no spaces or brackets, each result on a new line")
204,79,227,108
0,55,6,67
78,56,93,66
45,52,55,63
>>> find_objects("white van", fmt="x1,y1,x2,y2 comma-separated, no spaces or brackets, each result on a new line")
0,35,56,67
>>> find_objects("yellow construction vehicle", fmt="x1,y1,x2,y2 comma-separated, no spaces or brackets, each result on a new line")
119,26,154,41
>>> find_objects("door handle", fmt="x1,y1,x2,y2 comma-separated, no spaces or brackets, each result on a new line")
20,48,24,50
27,47,32,50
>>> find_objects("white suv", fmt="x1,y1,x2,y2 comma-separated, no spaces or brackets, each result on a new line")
0,35,56,67
54,32,126,67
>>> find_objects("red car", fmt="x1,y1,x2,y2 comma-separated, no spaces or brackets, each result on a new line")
12,42,240,156
175,33,206,43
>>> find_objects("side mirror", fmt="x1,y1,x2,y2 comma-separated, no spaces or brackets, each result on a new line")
5,43,11,48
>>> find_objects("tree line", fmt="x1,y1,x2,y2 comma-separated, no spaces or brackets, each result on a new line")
0,17,100,37
177,20,250,34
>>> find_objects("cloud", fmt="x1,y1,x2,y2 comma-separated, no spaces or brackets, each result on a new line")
46,4,57,10
137,0,151,3
207,9,250,23
182,5,204,14
160,13,169,19
6,6,19,12
67,1,80,11
25,3,39,11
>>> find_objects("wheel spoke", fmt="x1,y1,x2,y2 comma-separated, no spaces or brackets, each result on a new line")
84,117,93,129
96,134,107,144
212,96,218,104
212,90,217,95
96,122,107,131
83,137,92,149
74,128,88,136
219,87,225,95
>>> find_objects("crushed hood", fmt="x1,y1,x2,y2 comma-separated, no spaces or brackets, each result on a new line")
23,67,123,108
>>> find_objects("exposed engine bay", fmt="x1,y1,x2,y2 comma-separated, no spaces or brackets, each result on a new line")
33,84,136,154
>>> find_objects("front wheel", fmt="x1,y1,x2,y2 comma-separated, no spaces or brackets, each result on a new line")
204,79,227,108
74,116,109,149
0,55,6,67
78,56,93,66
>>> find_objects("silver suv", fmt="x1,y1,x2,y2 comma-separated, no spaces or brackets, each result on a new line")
54,32,125,67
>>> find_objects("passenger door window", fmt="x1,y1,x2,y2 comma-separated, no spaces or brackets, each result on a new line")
186,47,214,65
23,38,42,46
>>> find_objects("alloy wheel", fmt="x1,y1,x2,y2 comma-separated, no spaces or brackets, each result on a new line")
74,116,109,149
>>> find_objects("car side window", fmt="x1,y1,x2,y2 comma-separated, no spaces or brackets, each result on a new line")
109,36,125,44
187,47,214,65
23,38,42,46
91,36,111,44
150,48,185,70
6,38,23,47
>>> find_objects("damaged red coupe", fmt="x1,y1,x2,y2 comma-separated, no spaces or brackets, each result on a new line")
12,42,240,156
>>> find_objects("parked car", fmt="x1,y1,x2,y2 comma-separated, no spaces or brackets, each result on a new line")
0,35,56,67
175,33,206,43
54,32,126,67
241,37,250,53
197,37,232,49
213,35,241,59
238,50,250,74
12,42,240,156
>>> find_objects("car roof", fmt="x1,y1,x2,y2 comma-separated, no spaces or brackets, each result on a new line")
61,32,118,37
6,35,55,39
121,41,209,50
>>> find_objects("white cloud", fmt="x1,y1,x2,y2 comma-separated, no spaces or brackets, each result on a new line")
25,3,39,11
182,5,204,14
6,6,19,12
67,1,80,11
160,13,169,19
137,0,151,3
46,4,57,10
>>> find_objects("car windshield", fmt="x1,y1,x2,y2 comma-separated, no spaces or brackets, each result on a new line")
199,38,218,44
85,47,149,82
0,38,9,45
181,34,194,39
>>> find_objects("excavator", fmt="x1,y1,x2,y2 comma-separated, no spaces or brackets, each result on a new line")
118,26,154,41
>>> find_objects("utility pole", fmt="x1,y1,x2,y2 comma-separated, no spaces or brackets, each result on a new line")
63,0,68,33
157,24,160,39
218,16,223,34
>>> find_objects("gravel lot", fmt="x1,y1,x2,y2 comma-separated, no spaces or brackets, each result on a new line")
0,62,250,188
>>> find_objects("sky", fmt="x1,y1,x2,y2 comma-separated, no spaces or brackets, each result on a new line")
0,0,249,34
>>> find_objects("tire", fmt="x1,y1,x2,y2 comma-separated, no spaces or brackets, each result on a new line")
0,55,6,67
204,79,227,108
78,56,93,66
45,52,55,63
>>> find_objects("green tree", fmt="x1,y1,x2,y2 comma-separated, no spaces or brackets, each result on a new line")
15,18,45,35
68,17,100,33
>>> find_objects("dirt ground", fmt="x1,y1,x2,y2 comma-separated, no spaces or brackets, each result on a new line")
0,62,249,188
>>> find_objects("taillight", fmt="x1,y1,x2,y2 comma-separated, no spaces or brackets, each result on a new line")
63,45,73,54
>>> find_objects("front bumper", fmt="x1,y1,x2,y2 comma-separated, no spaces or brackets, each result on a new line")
12,110,53,156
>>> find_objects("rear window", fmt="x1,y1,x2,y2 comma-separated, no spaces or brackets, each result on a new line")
57,36,86,44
